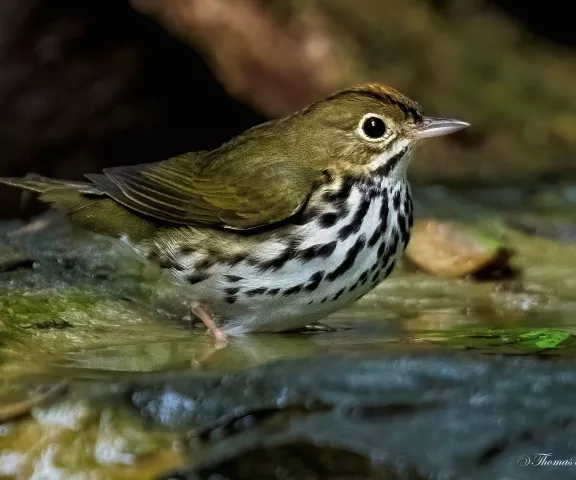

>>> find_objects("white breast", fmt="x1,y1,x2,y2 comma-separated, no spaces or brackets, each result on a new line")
183,178,411,335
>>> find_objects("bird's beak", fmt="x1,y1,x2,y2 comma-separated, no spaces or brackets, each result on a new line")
411,116,470,139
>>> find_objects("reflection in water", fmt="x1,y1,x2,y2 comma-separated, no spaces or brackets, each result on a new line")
7,296,576,384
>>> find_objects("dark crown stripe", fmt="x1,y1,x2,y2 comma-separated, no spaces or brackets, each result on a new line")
322,89,423,122
376,92,423,122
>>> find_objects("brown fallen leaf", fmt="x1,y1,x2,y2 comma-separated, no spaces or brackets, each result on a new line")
405,219,517,279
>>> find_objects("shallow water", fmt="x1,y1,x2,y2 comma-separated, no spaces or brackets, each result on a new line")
1,183,576,478
2,183,575,378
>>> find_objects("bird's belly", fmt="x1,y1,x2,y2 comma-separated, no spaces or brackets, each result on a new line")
212,240,399,334
179,185,411,334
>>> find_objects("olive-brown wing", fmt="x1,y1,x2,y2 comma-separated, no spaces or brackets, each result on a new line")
86,152,315,230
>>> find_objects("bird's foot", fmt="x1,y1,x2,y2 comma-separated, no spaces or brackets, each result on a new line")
189,302,229,346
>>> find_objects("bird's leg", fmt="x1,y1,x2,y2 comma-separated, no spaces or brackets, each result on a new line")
190,301,228,346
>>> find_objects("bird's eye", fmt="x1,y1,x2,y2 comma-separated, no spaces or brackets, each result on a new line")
360,116,387,140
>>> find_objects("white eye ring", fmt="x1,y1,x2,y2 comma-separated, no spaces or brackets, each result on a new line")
356,113,388,142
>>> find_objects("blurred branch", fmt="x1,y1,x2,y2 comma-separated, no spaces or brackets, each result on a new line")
130,0,342,117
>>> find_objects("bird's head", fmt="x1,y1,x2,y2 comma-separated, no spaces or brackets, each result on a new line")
282,83,469,181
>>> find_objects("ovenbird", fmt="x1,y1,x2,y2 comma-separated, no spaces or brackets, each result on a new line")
0,84,468,341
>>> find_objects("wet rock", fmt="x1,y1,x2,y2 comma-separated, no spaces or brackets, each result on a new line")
0,245,35,273
0,215,154,301
507,213,576,243
22,319,74,329
126,355,576,480
0,380,68,423
0,395,184,479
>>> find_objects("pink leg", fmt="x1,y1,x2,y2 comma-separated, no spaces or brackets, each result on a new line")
190,302,228,345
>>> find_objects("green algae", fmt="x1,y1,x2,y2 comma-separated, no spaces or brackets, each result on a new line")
0,293,98,326
414,326,573,354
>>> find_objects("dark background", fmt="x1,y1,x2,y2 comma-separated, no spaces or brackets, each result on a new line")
1,0,575,218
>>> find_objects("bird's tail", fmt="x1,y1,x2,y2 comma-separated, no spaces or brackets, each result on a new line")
0,174,155,239
0,174,99,195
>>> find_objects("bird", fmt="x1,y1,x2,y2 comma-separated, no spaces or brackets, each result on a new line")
0,83,469,342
